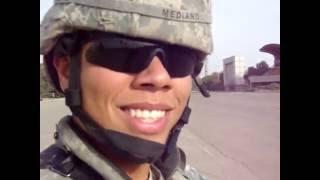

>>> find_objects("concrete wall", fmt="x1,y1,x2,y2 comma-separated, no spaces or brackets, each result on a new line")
249,75,280,83
223,56,246,90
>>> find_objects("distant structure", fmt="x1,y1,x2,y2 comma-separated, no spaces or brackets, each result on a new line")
260,44,280,67
223,56,246,91
248,43,280,88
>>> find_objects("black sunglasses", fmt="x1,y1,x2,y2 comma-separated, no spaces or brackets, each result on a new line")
85,35,205,77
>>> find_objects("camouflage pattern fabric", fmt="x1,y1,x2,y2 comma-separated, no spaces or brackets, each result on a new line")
40,0,213,55
40,116,209,180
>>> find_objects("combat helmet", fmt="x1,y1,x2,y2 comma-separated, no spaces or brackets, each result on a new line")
40,0,213,92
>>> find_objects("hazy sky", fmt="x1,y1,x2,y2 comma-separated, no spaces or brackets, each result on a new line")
40,0,280,75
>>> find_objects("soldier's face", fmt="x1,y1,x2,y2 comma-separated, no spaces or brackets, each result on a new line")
79,42,192,144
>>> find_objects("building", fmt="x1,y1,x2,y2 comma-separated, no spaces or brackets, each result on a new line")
248,75,280,86
260,44,280,68
223,56,246,91
248,44,280,89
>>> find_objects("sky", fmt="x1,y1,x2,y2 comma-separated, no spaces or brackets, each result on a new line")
40,0,280,76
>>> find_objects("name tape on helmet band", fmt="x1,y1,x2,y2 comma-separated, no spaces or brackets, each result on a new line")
54,0,212,23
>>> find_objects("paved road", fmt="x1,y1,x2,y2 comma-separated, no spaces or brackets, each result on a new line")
40,92,280,180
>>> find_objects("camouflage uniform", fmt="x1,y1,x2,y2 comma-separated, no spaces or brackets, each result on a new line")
40,116,208,180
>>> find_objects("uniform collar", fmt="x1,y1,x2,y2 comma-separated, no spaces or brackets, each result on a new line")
56,116,166,180
57,116,131,180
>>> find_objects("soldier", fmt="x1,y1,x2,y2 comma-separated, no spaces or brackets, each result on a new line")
40,0,213,179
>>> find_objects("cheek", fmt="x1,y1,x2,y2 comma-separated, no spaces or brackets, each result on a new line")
81,67,112,99
79,62,134,124
169,77,192,123
79,65,127,126
175,76,192,104
80,67,112,121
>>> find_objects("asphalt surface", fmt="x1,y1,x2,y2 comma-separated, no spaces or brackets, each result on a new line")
40,92,280,180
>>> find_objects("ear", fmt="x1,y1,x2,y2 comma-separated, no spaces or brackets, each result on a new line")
53,56,70,92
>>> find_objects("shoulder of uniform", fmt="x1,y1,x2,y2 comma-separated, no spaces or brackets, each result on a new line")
183,165,208,180
40,168,71,180
177,148,187,170
170,148,208,180
40,144,75,178
40,142,105,180
171,165,208,180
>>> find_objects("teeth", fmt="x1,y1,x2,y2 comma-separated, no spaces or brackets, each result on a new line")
142,110,149,118
129,109,136,117
137,109,142,117
151,110,158,118
128,109,166,122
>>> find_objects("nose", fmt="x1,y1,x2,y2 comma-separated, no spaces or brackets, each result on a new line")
132,56,172,91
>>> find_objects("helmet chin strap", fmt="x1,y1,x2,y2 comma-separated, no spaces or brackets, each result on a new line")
192,74,211,97
154,102,191,178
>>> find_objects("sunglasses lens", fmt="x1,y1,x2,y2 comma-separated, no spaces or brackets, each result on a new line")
167,47,197,77
86,42,134,73
85,38,200,77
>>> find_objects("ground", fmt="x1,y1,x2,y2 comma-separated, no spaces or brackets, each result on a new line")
40,92,280,180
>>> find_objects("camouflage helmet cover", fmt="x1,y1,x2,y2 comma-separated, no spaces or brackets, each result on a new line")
40,0,213,55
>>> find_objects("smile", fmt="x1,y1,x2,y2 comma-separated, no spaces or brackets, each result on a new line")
119,103,172,134
125,109,166,123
